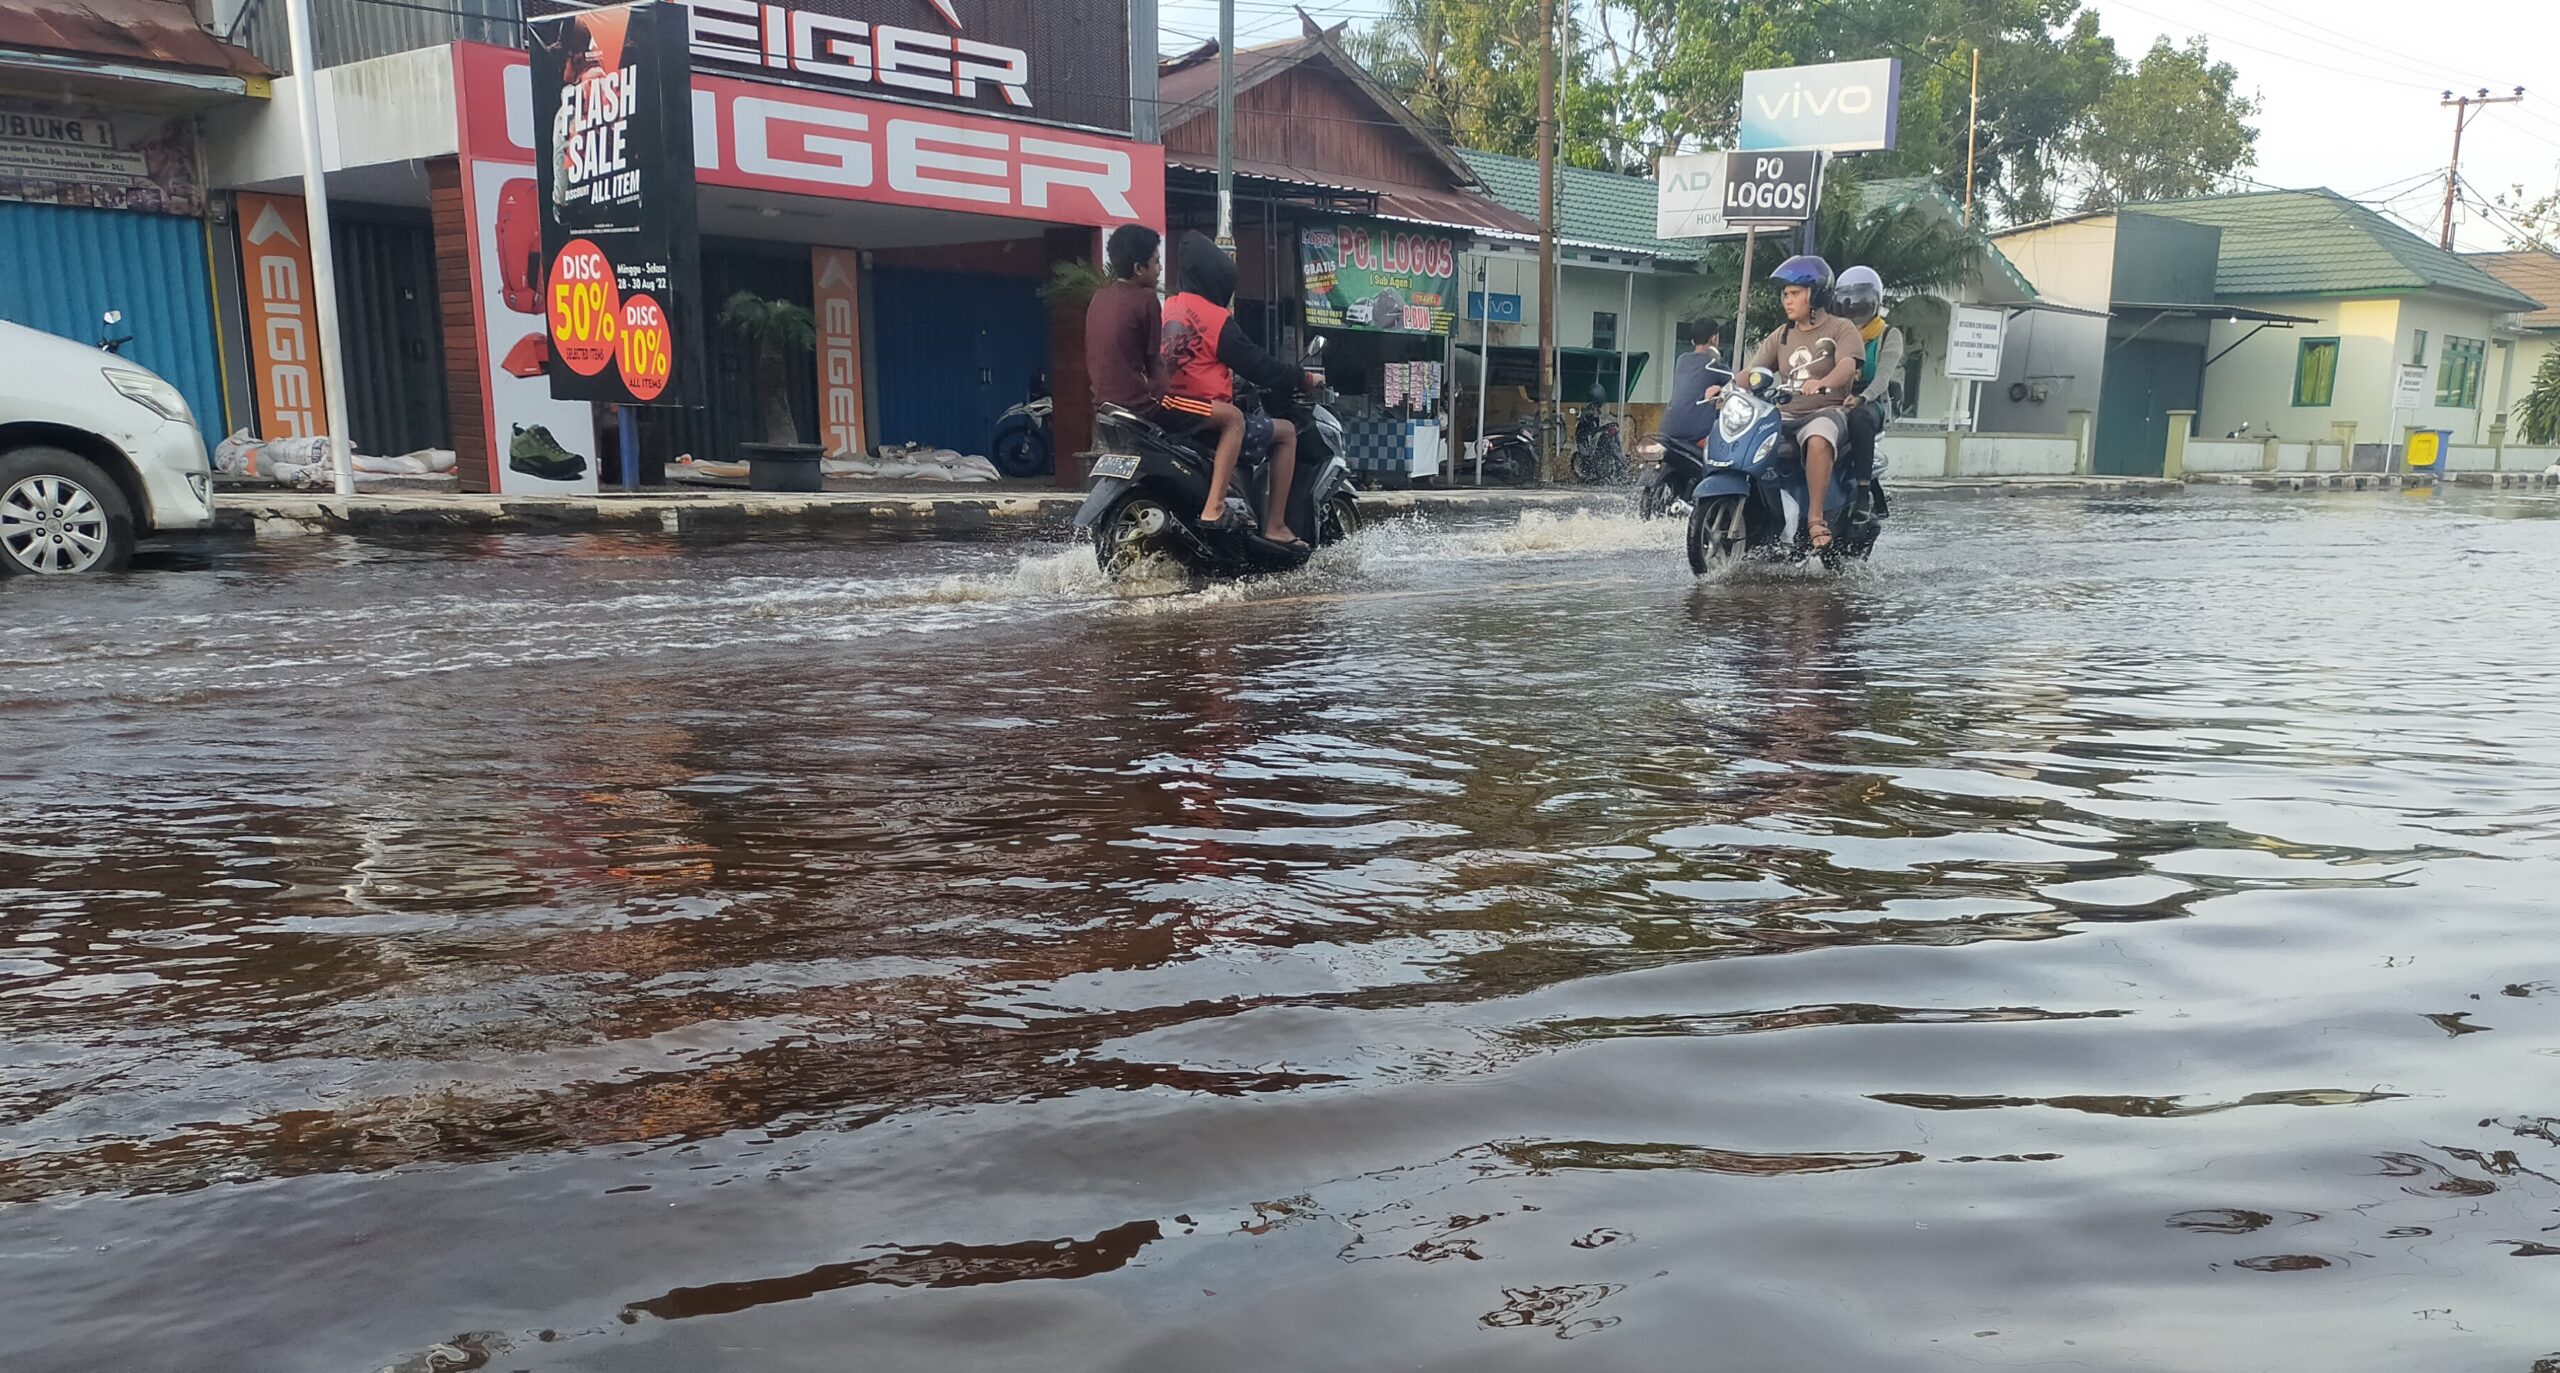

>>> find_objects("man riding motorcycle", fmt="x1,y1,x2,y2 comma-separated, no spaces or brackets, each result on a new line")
1709,255,1862,551
1832,265,1903,500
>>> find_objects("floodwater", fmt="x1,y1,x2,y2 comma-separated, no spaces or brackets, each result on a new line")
4,487,2559,1373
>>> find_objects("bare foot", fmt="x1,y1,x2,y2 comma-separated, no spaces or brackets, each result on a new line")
1264,525,1301,546
1808,519,1834,550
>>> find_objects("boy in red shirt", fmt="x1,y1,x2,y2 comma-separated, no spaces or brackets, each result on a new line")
1160,231,1314,548
1082,224,1245,496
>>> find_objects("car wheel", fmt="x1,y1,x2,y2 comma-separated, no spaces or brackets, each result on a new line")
0,446,135,576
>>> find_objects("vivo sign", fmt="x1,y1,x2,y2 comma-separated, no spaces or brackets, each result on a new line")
1737,58,1901,154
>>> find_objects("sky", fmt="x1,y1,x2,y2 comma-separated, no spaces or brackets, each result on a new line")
1153,0,2560,250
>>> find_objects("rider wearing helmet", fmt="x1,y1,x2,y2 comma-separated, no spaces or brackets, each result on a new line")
1832,264,1904,502
1713,254,1864,549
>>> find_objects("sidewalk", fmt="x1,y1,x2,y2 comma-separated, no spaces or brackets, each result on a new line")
209,474,2184,541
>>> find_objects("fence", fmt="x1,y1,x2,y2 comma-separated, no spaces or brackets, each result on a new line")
1878,430,2082,478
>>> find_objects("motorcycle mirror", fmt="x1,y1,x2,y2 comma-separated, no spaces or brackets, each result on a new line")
1306,336,1326,358
101,309,123,326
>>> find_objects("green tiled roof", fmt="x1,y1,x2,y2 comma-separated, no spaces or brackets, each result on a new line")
1456,148,1701,262
2132,189,2539,310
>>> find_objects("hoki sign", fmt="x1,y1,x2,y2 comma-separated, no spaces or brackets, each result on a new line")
529,0,1130,132
460,42,1163,230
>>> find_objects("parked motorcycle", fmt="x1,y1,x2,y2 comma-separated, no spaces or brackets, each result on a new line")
1473,416,1540,486
1684,366,1884,573
990,372,1054,477
1076,338,1359,577
1570,387,1628,483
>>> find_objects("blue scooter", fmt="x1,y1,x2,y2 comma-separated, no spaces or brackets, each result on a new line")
1685,366,1882,573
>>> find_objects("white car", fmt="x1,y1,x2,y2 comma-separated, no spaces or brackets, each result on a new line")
0,316,216,575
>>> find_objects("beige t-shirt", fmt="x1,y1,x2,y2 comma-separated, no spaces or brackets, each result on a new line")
1746,314,1865,417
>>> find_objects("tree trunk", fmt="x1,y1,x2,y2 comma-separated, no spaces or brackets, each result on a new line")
757,343,796,445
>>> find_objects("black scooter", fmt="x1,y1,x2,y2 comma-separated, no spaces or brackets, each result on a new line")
1638,352,1724,520
1075,338,1359,577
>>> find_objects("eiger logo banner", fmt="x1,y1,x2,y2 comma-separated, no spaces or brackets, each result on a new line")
529,0,705,407
236,192,330,439
533,0,1133,133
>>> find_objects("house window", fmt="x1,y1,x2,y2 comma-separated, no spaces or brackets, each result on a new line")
2438,335,2485,408
2292,337,2339,406
1592,311,1618,352
2410,329,2428,365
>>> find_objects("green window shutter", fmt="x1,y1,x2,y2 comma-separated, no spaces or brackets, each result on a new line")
2293,338,2339,407
2437,336,2484,408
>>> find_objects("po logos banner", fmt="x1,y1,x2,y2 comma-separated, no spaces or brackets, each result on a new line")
1302,221,1459,336
530,1,703,407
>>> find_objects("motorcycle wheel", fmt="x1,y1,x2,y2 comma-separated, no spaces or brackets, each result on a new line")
1637,479,1673,521
1485,444,1537,487
1686,494,1747,575
1093,489,1173,575
990,418,1050,478
1317,492,1360,545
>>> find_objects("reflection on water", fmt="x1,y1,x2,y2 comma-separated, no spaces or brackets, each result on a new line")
5,489,2560,1372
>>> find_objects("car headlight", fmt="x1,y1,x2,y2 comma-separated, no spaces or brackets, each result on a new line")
104,367,192,425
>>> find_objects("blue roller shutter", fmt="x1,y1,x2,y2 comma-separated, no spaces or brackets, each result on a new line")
0,202,227,447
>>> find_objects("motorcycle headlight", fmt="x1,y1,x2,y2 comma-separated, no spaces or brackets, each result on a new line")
104,366,192,425
1716,395,1756,441
1633,438,1664,459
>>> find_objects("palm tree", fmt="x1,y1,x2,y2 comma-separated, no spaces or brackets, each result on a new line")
720,291,815,446
2514,348,2560,447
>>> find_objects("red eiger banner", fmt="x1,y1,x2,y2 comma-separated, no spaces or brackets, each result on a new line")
456,43,1162,230
528,2,705,407
812,247,865,456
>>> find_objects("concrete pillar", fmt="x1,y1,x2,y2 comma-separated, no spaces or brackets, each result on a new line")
2066,409,2092,475
2164,409,2196,480
1943,427,1963,479
2329,420,2357,473
2261,434,2281,472
2490,418,2508,472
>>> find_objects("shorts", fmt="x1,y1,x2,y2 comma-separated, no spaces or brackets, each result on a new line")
1240,408,1274,461
1783,408,1847,453
1155,395,1216,439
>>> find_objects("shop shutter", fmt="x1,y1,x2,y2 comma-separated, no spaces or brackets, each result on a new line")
0,202,226,447
871,269,1049,457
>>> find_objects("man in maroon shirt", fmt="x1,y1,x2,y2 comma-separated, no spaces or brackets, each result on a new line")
1083,225,1241,471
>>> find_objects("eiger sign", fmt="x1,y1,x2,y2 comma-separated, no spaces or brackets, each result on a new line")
1738,58,1901,154
684,0,1132,132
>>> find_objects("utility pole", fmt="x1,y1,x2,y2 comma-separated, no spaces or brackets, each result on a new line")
1963,48,1980,230
1535,0,1557,470
2439,86,2523,250
283,0,355,497
1216,0,1235,248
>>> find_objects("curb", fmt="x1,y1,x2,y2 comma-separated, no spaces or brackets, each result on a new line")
2187,471,2560,492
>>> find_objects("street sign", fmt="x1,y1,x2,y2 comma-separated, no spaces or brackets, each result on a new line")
1720,150,1820,226
1656,151,1735,239
1739,58,1903,153
2394,363,2428,412
1946,305,2006,379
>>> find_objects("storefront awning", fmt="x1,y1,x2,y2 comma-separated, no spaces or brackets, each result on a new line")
1167,156,1539,240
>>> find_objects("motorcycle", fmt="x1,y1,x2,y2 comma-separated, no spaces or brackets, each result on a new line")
1637,348,1722,518
1683,366,1884,574
990,372,1054,478
1570,388,1628,484
1076,337,1360,577
1472,416,1540,486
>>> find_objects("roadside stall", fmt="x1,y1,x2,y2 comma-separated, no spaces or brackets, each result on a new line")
1301,218,1461,483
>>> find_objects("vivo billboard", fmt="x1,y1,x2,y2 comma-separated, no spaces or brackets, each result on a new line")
1738,58,1901,154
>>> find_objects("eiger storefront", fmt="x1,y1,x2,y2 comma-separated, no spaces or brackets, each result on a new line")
218,0,1160,493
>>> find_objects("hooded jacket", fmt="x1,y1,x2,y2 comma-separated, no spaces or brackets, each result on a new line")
1161,230,1303,406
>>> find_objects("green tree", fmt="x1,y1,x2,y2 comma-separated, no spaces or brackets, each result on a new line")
2067,37,2259,209
2491,184,2559,251
720,291,815,446
2514,347,2560,446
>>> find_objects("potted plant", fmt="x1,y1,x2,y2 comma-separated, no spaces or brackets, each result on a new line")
721,290,823,492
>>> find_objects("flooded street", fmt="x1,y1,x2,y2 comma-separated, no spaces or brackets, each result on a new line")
6,488,2560,1372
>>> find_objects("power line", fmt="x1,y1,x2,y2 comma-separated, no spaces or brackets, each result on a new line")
2100,0,2444,93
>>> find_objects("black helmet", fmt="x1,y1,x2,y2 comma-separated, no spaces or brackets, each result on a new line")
1769,254,1835,310
1833,265,1883,326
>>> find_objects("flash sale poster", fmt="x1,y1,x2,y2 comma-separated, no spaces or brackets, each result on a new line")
528,1,703,407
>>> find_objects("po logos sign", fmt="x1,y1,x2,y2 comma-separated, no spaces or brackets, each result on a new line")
1720,150,1820,226
1739,58,1901,154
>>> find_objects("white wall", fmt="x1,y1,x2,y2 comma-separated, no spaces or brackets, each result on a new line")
2395,293,2516,445
1874,431,2082,477
209,46,462,187
1991,218,2120,313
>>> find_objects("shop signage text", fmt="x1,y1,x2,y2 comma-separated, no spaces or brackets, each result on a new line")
812,247,867,455
468,46,1164,230
236,192,331,438
1738,58,1901,154
1655,150,1735,239
1302,221,1461,336
688,0,1032,111
1720,150,1819,226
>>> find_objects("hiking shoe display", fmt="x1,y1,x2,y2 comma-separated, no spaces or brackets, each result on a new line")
508,423,587,482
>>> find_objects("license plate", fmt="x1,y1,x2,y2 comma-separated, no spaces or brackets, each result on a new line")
1089,453,1139,481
